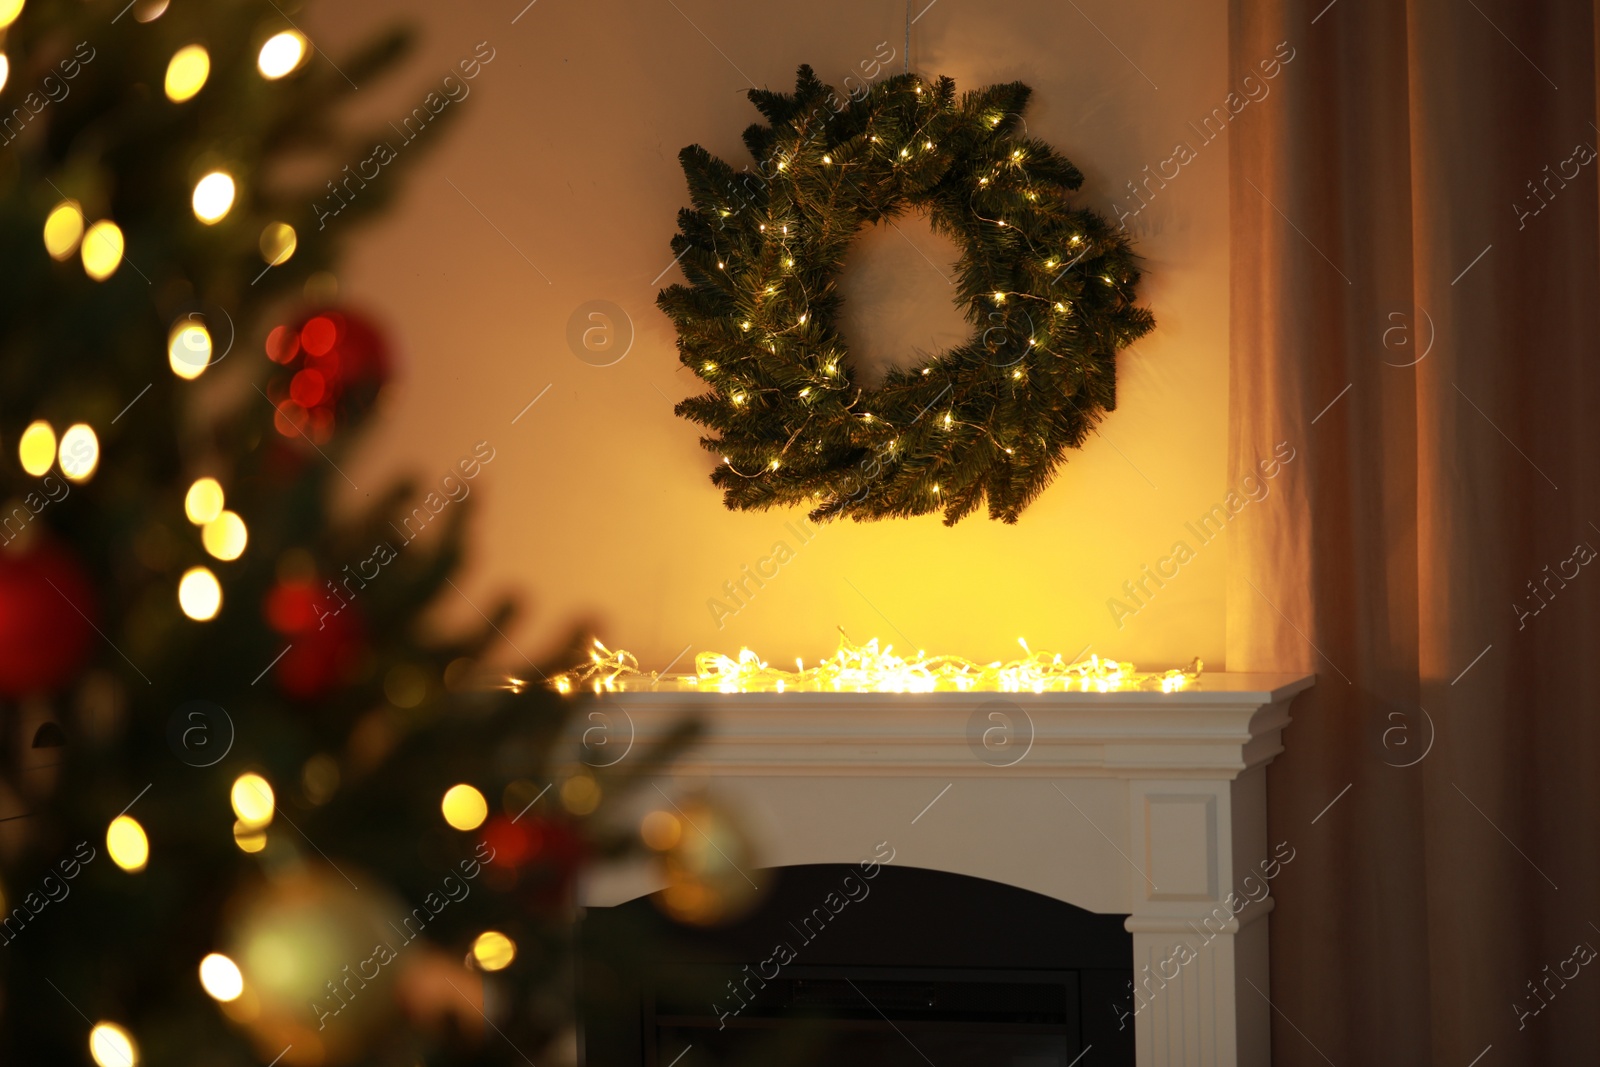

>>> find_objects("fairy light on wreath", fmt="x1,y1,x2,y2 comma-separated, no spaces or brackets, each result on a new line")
659,66,1153,524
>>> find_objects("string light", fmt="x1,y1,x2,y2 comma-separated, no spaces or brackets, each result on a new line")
106,815,149,872
58,424,99,482
233,822,266,853
168,321,212,379
185,478,224,524
470,931,516,971
164,44,209,101
259,221,297,265
43,200,84,260
0,0,21,30
230,773,274,829
441,784,488,831
198,953,244,1002
202,511,248,560
81,220,124,280
257,30,308,79
555,634,1203,695
192,172,235,224
0,54,8,94
89,1023,138,1067
18,420,55,476
178,566,222,621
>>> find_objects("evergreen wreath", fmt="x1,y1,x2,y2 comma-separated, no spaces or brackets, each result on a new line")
658,65,1155,525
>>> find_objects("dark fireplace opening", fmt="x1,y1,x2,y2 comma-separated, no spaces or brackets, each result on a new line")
578,864,1135,1066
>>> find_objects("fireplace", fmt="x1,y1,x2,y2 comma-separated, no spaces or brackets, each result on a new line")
580,864,1136,1065
574,672,1313,1067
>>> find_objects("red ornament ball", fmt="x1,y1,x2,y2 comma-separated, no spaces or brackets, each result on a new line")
263,575,366,700
265,308,393,443
0,538,97,698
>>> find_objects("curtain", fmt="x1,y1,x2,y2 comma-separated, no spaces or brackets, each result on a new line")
1228,0,1600,1062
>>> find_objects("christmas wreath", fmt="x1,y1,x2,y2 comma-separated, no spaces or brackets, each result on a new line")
658,66,1155,525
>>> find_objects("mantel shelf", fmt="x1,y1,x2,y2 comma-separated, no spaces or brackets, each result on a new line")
569,672,1315,778
577,671,1315,1067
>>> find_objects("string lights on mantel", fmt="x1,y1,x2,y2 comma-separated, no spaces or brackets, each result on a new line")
552,635,1202,696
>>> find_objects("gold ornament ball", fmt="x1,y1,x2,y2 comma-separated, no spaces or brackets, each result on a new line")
220,865,408,1066
651,795,766,926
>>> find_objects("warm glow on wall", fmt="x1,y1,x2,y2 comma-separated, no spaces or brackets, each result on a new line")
164,44,210,101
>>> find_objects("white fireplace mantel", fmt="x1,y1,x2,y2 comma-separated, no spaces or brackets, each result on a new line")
577,672,1314,1067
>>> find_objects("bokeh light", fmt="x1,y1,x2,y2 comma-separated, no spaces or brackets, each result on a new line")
259,221,297,265
106,815,149,873
640,810,682,851
43,200,84,260
257,31,308,79
440,784,488,831
560,773,600,816
202,510,247,561
185,478,224,524
178,566,222,621
0,54,9,95
470,930,516,971
18,420,55,476
198,953,244,1002
0,0,21,31
168,322,212,379
231,773,275,828
163,44,209,102
191,172,235,224
58,423,99,482
81,220,124,280
232,820,267,853
88,1022,138,1067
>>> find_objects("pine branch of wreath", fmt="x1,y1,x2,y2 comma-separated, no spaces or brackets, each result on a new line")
658,65,1153,524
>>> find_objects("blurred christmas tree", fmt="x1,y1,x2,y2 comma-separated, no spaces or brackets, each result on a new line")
0,2,687,1064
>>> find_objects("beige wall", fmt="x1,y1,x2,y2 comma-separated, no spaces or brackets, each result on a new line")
311,0,1233,671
